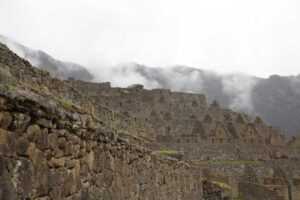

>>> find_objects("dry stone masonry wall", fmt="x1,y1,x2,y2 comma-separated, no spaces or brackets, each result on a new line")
69,80,289,161
0,88,202,200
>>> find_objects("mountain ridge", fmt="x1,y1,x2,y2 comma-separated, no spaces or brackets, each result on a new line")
2,35,300,135
98,63,300,135
0,35,93,81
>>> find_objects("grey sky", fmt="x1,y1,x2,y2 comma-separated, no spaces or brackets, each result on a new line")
1,0,300,77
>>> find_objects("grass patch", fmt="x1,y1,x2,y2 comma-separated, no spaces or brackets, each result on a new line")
211,181,232,190
6,84,17,91
54,97,76,110
194,160,261,165
0,83,18,92
152,149,183,159
30,84,50,94
154,150,180,155
59,98,74,110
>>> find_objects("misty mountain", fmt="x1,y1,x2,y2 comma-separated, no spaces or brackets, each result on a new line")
1,36,300,135
0,35,93,81
101,63,300,135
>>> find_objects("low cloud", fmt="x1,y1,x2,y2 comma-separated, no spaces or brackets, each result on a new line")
90,62,258,113
221,74,258,113
0,34,259,115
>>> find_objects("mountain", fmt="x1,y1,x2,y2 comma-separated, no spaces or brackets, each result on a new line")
0,35,93,81
1,36,300,135
103,63,300,135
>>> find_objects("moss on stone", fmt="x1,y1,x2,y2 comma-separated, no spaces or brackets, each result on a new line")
0,83,17,92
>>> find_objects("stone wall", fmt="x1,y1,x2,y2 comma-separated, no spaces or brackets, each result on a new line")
196,161,300,200
1,42,288,161
0,89,203,200
69,79,288,161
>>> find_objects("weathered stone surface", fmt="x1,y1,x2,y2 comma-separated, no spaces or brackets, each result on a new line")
0,96,7,110
0,65,14,84
0,128,8,145
49,157,66,168
0,112,12,129
57,137,67,150
0,92,204,199
11,113,31,132
36,118,54,128
26,124,41,140
16,137,30,156
0,157,18,200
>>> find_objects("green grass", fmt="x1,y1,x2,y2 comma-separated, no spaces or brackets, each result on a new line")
6,84,17,91
152,149,183,158
155,150,179,154
0,83,17,93
211,180,232,190
60,99,74,110
29,84,50,94
55,97,75,110
194,160,262,165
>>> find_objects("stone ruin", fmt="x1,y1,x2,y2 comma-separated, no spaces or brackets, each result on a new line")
0,42,300,199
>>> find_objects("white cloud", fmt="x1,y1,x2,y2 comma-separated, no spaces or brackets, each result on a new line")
221,74,257,113
1,0,300,77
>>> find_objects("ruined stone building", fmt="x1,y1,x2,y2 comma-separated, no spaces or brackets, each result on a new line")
0,42,299,200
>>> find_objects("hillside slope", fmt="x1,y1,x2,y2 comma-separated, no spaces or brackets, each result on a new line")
0,35,93,81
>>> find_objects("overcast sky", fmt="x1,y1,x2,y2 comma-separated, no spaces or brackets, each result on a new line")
1,0,300,77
